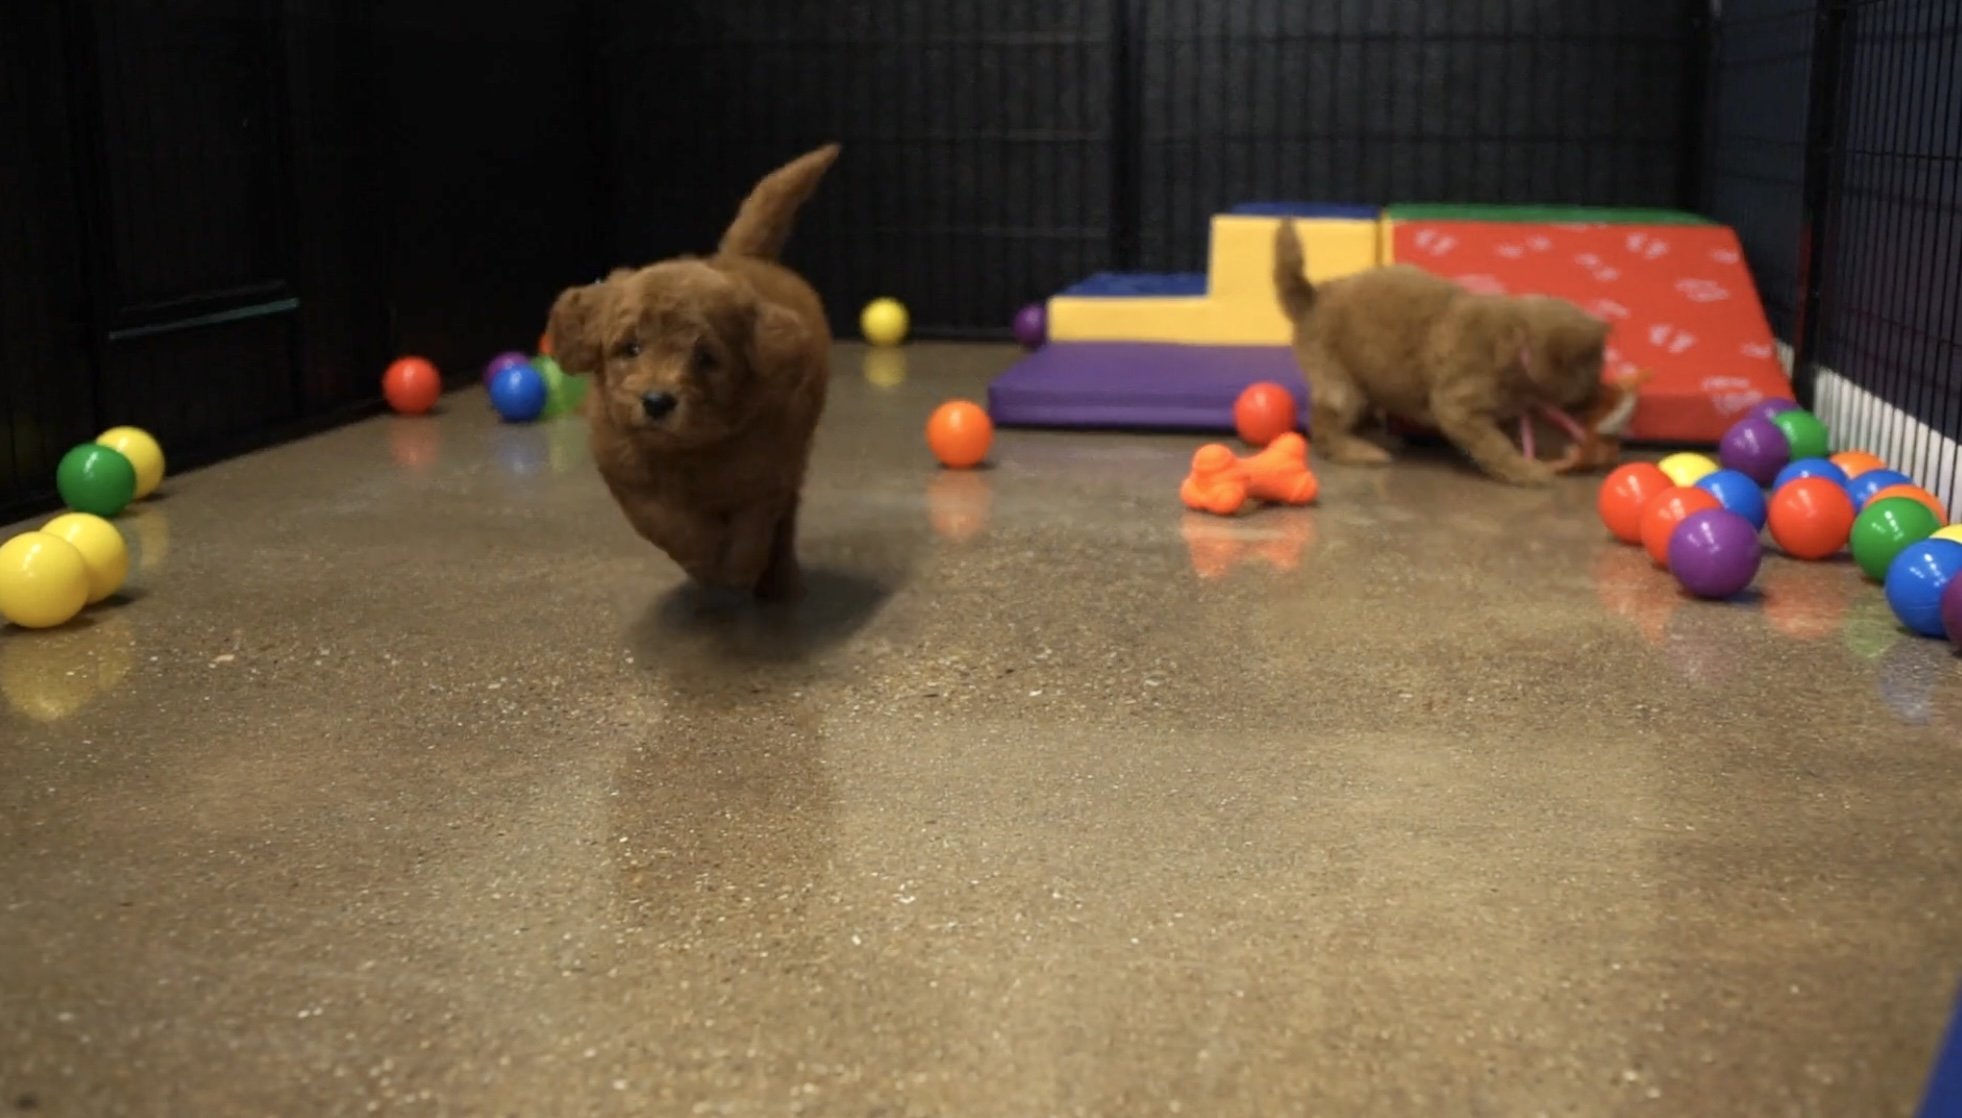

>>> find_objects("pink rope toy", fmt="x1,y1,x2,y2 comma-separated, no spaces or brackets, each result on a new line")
1519,404,1589,461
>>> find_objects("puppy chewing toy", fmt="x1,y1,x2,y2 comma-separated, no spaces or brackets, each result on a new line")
1521,368,1651,474
1180,432,1320,516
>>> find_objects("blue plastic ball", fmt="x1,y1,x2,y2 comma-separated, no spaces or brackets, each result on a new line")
1695,469,1770,531
1847,468,1914,511
1773,457,1848,492
489,363,548,422
1884,539,1962,638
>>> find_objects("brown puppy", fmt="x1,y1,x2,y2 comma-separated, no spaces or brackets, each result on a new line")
548,144,840,598
1272,220,1611,486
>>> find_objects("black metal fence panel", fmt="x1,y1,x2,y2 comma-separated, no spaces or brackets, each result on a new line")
1810,0,1961,495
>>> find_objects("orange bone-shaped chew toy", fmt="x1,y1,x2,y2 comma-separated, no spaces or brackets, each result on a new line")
1180,433,1319,515
1180,445,1247,514
1242,432,1318,504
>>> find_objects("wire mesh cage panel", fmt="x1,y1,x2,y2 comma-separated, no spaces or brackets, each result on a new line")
1811,0,1961,512
1700,0,1814,340
601,0,1119,338
1135,0,1699,272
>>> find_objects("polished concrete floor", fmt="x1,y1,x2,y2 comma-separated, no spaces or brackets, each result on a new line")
3,342,1960,1117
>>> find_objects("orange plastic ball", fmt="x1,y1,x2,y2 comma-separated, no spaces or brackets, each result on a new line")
1820,445,1883,476
538,331,554,356
1767,476,1856,559
1597,462,1672,544
926,400,993,469
1233,382,1298,447
382,356,441,415
1864,483,1946,525
1640,485,1722,567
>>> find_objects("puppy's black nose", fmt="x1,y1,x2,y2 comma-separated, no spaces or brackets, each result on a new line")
640,391,677,420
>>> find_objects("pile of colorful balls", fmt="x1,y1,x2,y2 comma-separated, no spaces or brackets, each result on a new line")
1595,400,1962,647
380,332,586,424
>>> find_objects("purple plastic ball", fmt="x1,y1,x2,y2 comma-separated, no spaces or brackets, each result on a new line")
484,350,529,385
1718,415,1792,486
1747,398,1799,424
1943,574,1962,649
1667,509,1763,599
1012,303,1047,350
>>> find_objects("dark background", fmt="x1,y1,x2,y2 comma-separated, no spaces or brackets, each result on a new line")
1,0,1955,517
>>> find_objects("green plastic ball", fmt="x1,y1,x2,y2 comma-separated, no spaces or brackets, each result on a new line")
1770,409,1830,461
537,355,587,418
1850,496,1941,581
56,443,138,518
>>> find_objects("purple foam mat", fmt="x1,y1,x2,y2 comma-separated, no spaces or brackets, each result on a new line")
987,342,1309,430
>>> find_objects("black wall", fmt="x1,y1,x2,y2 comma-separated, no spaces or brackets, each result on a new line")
1,2,97,511
1699,0,1812,341
603,0,1708,338
1133,0,1700,271
0,0,605,518
600,0,1122,341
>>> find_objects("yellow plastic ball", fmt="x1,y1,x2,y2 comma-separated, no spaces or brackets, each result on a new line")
0,532,91,630
1932,524,1962,545
1657,451,1719,488
41,512,129,604
97,425,165,499
860,297,910,346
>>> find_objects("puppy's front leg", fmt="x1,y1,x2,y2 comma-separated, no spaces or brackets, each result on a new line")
754,499,802,602
1433,396,1555,487
716,502,789,596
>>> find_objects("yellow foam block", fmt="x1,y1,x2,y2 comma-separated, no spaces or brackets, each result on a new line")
1048,213,1380,346
1206,215,1379,301
1044,296,1286,345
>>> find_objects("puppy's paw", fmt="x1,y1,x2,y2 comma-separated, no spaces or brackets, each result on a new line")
1324,439,1394,466
1492,458,1557,487
754,560,804,603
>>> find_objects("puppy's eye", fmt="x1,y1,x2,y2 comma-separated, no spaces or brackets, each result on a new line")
689,344,717,375
614,339,642,360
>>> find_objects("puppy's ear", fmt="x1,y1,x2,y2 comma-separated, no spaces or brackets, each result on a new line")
746,300,812,376
546,281,610,377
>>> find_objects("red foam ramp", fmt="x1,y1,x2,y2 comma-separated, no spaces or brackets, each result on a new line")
1389,220,1792,444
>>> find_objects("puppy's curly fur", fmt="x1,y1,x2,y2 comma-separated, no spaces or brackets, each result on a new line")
548,144,840,598
1273,220,1610,486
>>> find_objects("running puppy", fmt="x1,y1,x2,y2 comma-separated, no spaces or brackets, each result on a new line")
547,144,840,598
1272,220,1610,486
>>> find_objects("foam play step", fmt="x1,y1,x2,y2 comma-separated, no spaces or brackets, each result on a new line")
986,342,1306,430
1387,218,1792,443
1046,203,1379,346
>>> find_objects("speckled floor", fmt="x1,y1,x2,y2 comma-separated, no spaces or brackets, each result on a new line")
3,342,1961,1117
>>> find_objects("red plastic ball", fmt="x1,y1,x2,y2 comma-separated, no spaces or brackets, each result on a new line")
1233,382,1298,447
1767,476,1856,559
383,356,441,415
1597,462,1672,544
1640,485,1722,567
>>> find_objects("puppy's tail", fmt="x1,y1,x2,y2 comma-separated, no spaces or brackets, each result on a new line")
717,143,842,262
1272,220,1318,322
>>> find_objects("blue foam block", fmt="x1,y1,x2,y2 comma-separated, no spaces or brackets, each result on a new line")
1057,272,1209,298
1227,201,1381,220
